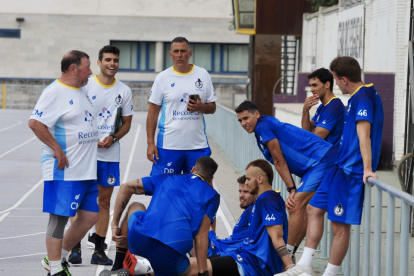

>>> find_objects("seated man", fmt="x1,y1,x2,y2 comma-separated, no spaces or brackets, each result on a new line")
103,157,220,276
208,175,255,257
188,159,291,276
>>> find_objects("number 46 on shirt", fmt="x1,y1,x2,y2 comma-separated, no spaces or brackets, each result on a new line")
265,214,276,221
358,109,368,116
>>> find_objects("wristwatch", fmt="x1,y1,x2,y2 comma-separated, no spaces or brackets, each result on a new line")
198,271,208,276
110,134,117,143
287,185,296,193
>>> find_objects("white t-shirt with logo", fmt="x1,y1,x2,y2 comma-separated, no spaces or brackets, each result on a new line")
149,65,217,150
30,79,98,181
86,76,134,162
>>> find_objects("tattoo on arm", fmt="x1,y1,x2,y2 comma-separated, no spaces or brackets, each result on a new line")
276,245,289,259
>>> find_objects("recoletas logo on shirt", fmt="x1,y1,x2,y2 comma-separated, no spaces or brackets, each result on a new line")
84,110,95,126
99,107,112,123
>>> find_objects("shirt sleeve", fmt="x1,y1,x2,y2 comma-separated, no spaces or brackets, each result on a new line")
354,94,374,124
121,87,134,116
148,74,164,106
141,174,169,195
255,121,277,144
29,89,60,128
257,197,284,226
315,106,338,131
204,73,217,104
205,193,220,224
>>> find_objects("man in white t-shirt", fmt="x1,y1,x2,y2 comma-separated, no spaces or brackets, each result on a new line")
68,45,134,267
29,50,98,276
146,37,217,175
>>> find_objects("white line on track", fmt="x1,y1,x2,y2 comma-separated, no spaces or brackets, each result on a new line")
0,231,46,240
0,252,47,260
0,212,10,223
0,179,43,216
0,136,37,159
0,120,22,133
95,123,141,276
213,181,233,236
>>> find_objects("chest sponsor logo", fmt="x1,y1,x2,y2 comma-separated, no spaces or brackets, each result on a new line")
322,120,327,124
107,174,116,185
195,78,203,89
31,109,43,117
69,99,74,105
115,94,123,105
171,82,175,87
334,203,344,216
84,110,95,127
92,95,97,100
236,254,243,262
99,107,112,123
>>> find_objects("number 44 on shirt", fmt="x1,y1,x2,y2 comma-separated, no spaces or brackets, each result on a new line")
265,214,276,221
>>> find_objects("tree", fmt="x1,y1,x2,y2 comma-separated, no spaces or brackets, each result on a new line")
307,0,339,12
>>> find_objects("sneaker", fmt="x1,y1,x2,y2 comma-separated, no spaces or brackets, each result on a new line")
42,257,72,276
61,258,72,276
88,233,108,250
41,256,50,271
68,242,82,264
50,270,69,276
91,249,113,265
99,268,130,276
291,254,296,265
273,264,316,276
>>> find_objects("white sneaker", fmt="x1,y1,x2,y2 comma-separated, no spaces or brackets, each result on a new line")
274,264,316,276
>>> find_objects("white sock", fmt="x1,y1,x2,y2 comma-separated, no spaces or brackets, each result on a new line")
61,248,69,260
322,263,340,276
296,247,316,267
286,244,295,256
50,260,63,275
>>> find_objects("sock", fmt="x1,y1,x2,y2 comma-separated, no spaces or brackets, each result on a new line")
322,263,340,276
94,234,106,251
286,244,295,256
293,246,299,254
297,247,316,267
61,248,69,260
111,247,128,271
50,260,63,275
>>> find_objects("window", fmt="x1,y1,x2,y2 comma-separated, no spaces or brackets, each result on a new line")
111,41,155,71
164,43,248,74
0,29,20,38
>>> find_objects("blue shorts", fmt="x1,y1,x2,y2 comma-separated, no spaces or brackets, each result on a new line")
127,211,190,276
43,180,99,217
208,230,221,257
297,147,337,193
96,161,120,187
150,147,212,175
309,165,364,225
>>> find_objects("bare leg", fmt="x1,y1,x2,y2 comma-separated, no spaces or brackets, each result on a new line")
304,205,326,249
62,209,99,251
96,185,115,237
117,202,146,249
46,237,64,261
287,191,315,247
328,222,351,265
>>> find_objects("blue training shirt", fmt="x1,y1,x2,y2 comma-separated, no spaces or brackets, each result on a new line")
336,84,384,177
254,116,333,177
311,97,346,148
132,174,220,256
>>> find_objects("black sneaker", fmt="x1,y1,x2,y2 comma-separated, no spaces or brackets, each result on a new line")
99,268,130,276
50,270,70,276
68,242,82,264
88,233,108,250
91,249,113,265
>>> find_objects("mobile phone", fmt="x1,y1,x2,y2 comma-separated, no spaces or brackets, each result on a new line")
187,94,199,111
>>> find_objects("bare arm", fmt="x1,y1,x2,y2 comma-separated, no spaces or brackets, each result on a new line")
146,103,161,163
357,120,377,183
28,119,68,170
187,98,216,114
313,126,330,140
100,115,133,148
194,214,211,273
266,225,293,270
266,139,296,210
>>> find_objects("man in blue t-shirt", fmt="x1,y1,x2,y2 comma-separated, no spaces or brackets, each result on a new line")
277,57,384,276
302,68,345,149
208,175,255,257
187,159,291,276
235,100,337,264
104,157,220,276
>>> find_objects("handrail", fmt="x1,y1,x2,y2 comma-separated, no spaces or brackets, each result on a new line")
368,177,414,206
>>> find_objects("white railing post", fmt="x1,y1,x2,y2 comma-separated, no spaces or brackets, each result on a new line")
385,194,395,276
373,187,382,276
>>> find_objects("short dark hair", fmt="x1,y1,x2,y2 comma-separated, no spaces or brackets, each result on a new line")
246,159,273,184
61,50,89,73
99,45,120,61
195,157,218,180
307,68,334,91
330,56,362,83
235,101,259,114
237,175,246,185
171,37,190,48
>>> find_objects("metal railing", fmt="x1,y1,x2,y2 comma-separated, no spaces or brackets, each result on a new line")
205,104,414,275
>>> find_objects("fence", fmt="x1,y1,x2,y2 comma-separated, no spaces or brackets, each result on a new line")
1,84,151,111
205,104,414,275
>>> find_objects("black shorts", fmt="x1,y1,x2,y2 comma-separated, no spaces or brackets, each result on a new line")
209,255,240,276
